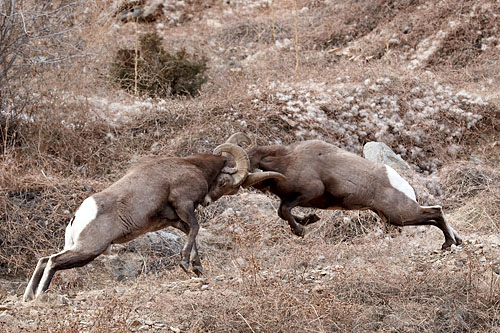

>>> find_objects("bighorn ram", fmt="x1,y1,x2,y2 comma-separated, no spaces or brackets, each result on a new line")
23,143,285,301
227,133,462,250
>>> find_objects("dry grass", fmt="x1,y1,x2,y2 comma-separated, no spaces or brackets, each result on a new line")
3,218,498,332
0,0,499,332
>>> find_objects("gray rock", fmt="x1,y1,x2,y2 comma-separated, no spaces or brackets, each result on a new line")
106,253,143,281
103,231,183,279
363,142,411,172
0,312,14,324
129,230,183,255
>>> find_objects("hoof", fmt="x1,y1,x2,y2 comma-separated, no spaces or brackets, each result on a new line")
442,231,463,250
291,225,306,237
192,265,203,276
441,239,455,250
179,261,189,274
300,214,320,226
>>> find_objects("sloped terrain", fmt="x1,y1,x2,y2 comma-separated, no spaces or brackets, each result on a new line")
0,0,499,332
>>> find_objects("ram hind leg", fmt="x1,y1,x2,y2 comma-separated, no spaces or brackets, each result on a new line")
384,205,461,250
34,248,104,299
420,206,462,249
23,256,50,302
407,206,461,249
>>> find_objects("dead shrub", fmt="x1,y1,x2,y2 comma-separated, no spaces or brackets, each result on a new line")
312,211,387,244
305,0,418,49
0,112,22,153
0,178,102,275
0,0,90,154
110,32,208,98
442,164,500,233
218,20,291,46
426,1,500,68
443,163,500,201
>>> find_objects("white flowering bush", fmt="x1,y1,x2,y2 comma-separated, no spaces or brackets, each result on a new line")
248,77,493,174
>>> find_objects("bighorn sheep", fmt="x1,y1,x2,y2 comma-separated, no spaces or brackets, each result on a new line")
228,133,462,250
23,143,285,301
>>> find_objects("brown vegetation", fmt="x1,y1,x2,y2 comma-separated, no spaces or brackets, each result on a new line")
0,0,499,331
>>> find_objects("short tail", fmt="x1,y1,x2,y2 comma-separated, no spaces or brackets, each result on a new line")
63,217,75,250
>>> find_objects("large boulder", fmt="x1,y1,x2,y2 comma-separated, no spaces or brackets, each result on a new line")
363,142,412,172
102,230,183,280
363,141,446,204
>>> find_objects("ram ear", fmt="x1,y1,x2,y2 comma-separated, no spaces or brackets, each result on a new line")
242,171,286,188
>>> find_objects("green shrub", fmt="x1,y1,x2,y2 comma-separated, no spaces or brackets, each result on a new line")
110,32,208,97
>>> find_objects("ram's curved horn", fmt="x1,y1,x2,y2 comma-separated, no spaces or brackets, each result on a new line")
242,171,287,188
213,143,250,186
225,132,251,146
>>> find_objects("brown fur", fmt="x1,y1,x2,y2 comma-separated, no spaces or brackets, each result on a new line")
23,153,238,301
245,140,462,249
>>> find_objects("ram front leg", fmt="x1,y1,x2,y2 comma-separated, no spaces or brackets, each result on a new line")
169,220,203,275
175,202,200,273
278,201,305,237
295,213,320,226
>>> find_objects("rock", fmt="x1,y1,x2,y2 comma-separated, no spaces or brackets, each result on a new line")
104,253,144,281
150,142,161,152
0,312,15,324
57,295,70,305
128,230,183,256
130,319,142,327
487,234,500,247
363,142,412,172
0,304,12,311
312,285,324,294
118,0,164,23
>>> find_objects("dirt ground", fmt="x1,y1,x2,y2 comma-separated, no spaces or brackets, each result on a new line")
1,0,499,332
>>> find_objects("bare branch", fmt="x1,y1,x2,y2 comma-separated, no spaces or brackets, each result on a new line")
18,10,27,35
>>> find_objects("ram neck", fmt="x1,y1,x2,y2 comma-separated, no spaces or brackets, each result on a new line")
248,145,289,173
184,154,226,184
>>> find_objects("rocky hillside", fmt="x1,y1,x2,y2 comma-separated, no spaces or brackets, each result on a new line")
0,0,499,332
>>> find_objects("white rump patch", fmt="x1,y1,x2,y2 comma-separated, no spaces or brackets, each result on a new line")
385,165,417,202
65,197,98,249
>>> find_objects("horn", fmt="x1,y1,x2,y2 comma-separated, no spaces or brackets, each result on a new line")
242,171,287,188
225,132,251,146
213,143,250,186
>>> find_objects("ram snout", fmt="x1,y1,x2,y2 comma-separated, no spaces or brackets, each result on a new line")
208,141,287,205
203,173,237,206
